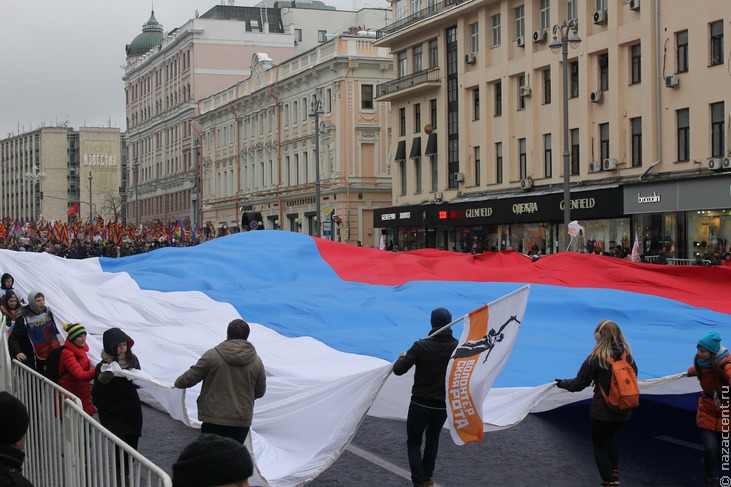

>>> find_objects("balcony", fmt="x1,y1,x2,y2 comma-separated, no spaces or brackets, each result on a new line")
376,68,441,102
376,0,469,40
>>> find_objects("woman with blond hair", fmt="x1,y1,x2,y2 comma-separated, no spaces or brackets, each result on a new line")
555,320,638,487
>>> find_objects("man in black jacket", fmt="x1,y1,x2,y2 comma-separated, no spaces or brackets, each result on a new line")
393,307,458,487
0,392,34,486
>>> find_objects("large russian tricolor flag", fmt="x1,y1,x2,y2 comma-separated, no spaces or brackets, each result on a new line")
2,231,728,486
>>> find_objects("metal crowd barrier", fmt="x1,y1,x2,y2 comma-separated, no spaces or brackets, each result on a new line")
1,323,171,486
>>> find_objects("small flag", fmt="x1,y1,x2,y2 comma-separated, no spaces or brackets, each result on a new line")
67,202,78,217
631,233,640,262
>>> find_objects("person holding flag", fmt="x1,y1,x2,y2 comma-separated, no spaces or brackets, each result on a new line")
393,307,458,487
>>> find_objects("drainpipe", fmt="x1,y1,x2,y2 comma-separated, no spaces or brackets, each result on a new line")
228,100,242,228
640,0,662,182
268,65,284,228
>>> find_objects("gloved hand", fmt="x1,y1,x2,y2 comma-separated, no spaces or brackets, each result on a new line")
100,361,124,376
554,379,565,389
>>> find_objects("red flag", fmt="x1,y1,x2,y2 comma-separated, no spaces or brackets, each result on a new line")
67,203,78,217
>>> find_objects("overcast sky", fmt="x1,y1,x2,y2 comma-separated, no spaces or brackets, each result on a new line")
1,0,387,138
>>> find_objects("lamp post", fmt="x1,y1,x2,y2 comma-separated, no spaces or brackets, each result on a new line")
133,157,140,226
23,165,46,222
309,96,324,238
192,138,201,227
88,171,93,223
549,19,581,251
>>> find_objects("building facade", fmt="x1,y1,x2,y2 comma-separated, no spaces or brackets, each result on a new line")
0,126,123,223
197,34,393,245
123,3,391,229
373,0,729,258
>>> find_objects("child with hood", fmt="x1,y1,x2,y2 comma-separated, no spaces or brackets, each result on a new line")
687,331,731,486
1,291,21,333
8,291,60,373
58,323,96,416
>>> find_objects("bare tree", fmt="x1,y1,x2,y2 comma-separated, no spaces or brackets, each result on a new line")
101,193,124,222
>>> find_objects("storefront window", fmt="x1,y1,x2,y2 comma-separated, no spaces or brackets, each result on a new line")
635,213,678,258
582,218,631,255
687,210,730,259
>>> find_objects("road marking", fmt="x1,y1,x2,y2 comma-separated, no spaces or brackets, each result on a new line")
655,435,703,451
346,444,444,487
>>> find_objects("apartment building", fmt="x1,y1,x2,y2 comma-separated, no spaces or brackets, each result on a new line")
196,33,393,245
0,126,123,223
123,3,391,228
373,0,730,258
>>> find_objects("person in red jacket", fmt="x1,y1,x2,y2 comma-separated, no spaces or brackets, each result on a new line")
58,323,96,416
687,331,731,486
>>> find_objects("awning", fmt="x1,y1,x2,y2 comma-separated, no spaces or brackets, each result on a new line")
425,132,437,156
409,137,421,159
394,140,406,162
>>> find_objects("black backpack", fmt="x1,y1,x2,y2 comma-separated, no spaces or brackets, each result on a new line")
43,346,65,383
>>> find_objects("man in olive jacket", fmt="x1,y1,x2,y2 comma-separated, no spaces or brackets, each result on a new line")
175,319,266,443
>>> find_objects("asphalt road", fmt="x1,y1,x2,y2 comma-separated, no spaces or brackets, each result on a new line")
138,395,714,486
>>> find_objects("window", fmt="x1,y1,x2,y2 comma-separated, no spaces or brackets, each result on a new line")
470,22,479,53
294,154,300,185
676,108,690,162
400,161,407,195
431,154,438,191
711,102,725,157
595,0,607,10
599,123,610,164
399,108,406,136
631,118,642,167
494,80,503,116
518,138,527,180
292,100,298,125
492,14,501,47
539,0,550,31
415,157,422,193
326,89,332,113
518,75,527,110
430,99,438,128
414,45,423,72
570,128,580,175
429,39,439,68
303,97,308,121
566,0,577,21
318,30,327,42
284,104,289,127
676,30,688,73
570,60,579,98
495,142,503,183
515,5,525,41
410,0,419,15
474,146,481,186
294,29,303,43
361,84,374,109
544,133,552,178
473,88,480,120
599,53,609,92
630,44,642,84
397,52,409,78
710,21,724,66
543,68,551,104
414,103,422,132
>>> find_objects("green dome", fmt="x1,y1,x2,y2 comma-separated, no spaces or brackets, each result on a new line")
126,11,164,57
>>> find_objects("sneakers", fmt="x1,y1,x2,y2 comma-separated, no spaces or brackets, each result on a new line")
611,469,620,485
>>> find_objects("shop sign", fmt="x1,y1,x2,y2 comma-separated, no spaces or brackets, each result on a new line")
637,191,661,204
465,207,493,218
559,197,596,210
512,202,538,214
380,211,412,221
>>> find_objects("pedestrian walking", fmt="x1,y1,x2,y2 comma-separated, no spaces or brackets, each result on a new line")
555,320,638,487
687,331,731,486
58,323,97,416
174,319,266,443
0,392,35,487
172,433,254,487
7,291,61,373
392,307,458,487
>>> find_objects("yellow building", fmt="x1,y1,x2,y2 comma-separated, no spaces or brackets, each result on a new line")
373,0,729,258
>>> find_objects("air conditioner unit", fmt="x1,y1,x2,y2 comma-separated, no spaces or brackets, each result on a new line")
516,36,525,47
532,30,546,43
434,191,443,201
629,0,640,10
520,177,534,191
454,172,465,183
590,90,603,103
593,10,607,25
665,75,679,88
519,85,532,97
723,157,731,169
602,158,618,171
589,161,602,173
708,158,723,170
465,53,476,64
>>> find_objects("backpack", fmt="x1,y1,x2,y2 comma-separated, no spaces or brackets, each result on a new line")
599,350,639,412
43,345,65,383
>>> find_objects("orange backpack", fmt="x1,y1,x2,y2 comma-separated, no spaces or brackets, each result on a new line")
599,350,639,412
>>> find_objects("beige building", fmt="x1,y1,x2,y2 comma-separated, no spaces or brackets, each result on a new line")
123,3,391,228
0,126,123,223
197,33,393,245
373,0,730,258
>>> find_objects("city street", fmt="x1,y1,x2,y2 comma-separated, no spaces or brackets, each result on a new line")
139,395,708,486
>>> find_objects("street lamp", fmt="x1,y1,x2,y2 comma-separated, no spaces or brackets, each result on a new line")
309,96,324,238
88,171,93,223
23,165,46,222
133,157,140,226
192,138,201,227
549,19,581,251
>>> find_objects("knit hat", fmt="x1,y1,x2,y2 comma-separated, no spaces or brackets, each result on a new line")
430,307,452,331
227,319,250,340
0,392,29,445
64,322,87,341
698,331,722,354
172,434,253,487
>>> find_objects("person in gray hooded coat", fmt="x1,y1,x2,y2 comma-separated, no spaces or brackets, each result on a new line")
174,319,266,444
